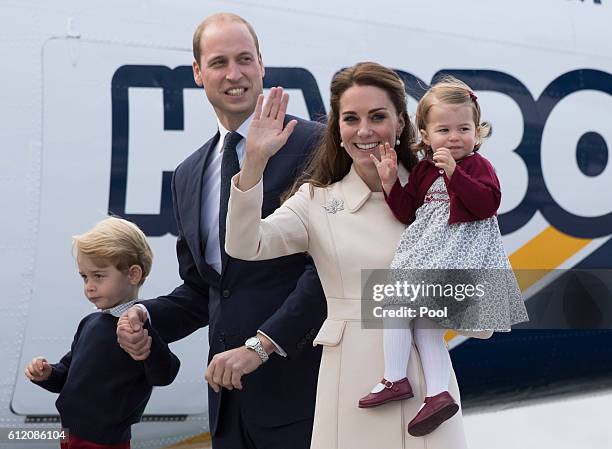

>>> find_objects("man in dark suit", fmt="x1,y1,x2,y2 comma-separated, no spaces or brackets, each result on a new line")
116,12,326,449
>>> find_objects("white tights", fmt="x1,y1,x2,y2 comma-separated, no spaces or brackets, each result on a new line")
372,319,451,398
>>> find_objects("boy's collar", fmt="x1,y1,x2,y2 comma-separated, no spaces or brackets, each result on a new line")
102,299,138,318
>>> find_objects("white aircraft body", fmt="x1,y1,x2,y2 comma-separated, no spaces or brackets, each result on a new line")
1,0,611,447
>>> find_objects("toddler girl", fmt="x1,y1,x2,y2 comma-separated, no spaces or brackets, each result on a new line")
360,77,528,437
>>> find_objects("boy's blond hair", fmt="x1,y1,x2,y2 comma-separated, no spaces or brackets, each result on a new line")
72,217,153,286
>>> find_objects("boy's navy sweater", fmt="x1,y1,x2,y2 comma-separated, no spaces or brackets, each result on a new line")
33,312,180,444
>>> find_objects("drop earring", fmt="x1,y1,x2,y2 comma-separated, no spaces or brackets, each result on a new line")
340,142,345,148
395,138,400,146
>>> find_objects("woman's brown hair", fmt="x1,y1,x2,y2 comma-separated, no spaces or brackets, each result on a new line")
285,62,417,199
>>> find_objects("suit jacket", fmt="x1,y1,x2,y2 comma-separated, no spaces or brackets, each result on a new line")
143,115,327,434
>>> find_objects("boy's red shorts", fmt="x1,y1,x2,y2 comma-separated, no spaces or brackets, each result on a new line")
60,434,130,449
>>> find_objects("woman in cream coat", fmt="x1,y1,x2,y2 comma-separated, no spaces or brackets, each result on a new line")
226,63,485,449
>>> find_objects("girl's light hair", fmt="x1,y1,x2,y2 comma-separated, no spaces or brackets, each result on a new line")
72,217,153,286
413,76,492,156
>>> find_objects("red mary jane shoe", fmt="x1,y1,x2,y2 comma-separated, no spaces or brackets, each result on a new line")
407,391,459,437
358,378,414,408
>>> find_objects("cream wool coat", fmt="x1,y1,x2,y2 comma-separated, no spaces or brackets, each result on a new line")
226,165,469,449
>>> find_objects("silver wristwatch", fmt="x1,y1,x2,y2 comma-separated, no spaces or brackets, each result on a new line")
245,336,269,363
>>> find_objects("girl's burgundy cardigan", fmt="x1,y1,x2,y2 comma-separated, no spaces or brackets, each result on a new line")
386,152,501,225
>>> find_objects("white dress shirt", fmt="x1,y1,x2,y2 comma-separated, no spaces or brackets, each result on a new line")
200,116,252,274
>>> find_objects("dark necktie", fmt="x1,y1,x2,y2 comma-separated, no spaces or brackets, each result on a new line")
219,131,243,262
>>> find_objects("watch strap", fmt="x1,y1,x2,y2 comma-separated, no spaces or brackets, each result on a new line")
246,337,269,363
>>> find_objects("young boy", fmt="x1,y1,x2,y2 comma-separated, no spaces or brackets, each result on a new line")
25,217,180,449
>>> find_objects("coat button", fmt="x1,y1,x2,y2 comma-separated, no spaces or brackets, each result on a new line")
222,289,231,298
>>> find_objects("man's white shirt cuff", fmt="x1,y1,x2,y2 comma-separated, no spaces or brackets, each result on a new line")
257,330,287,357
135,303,150,324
